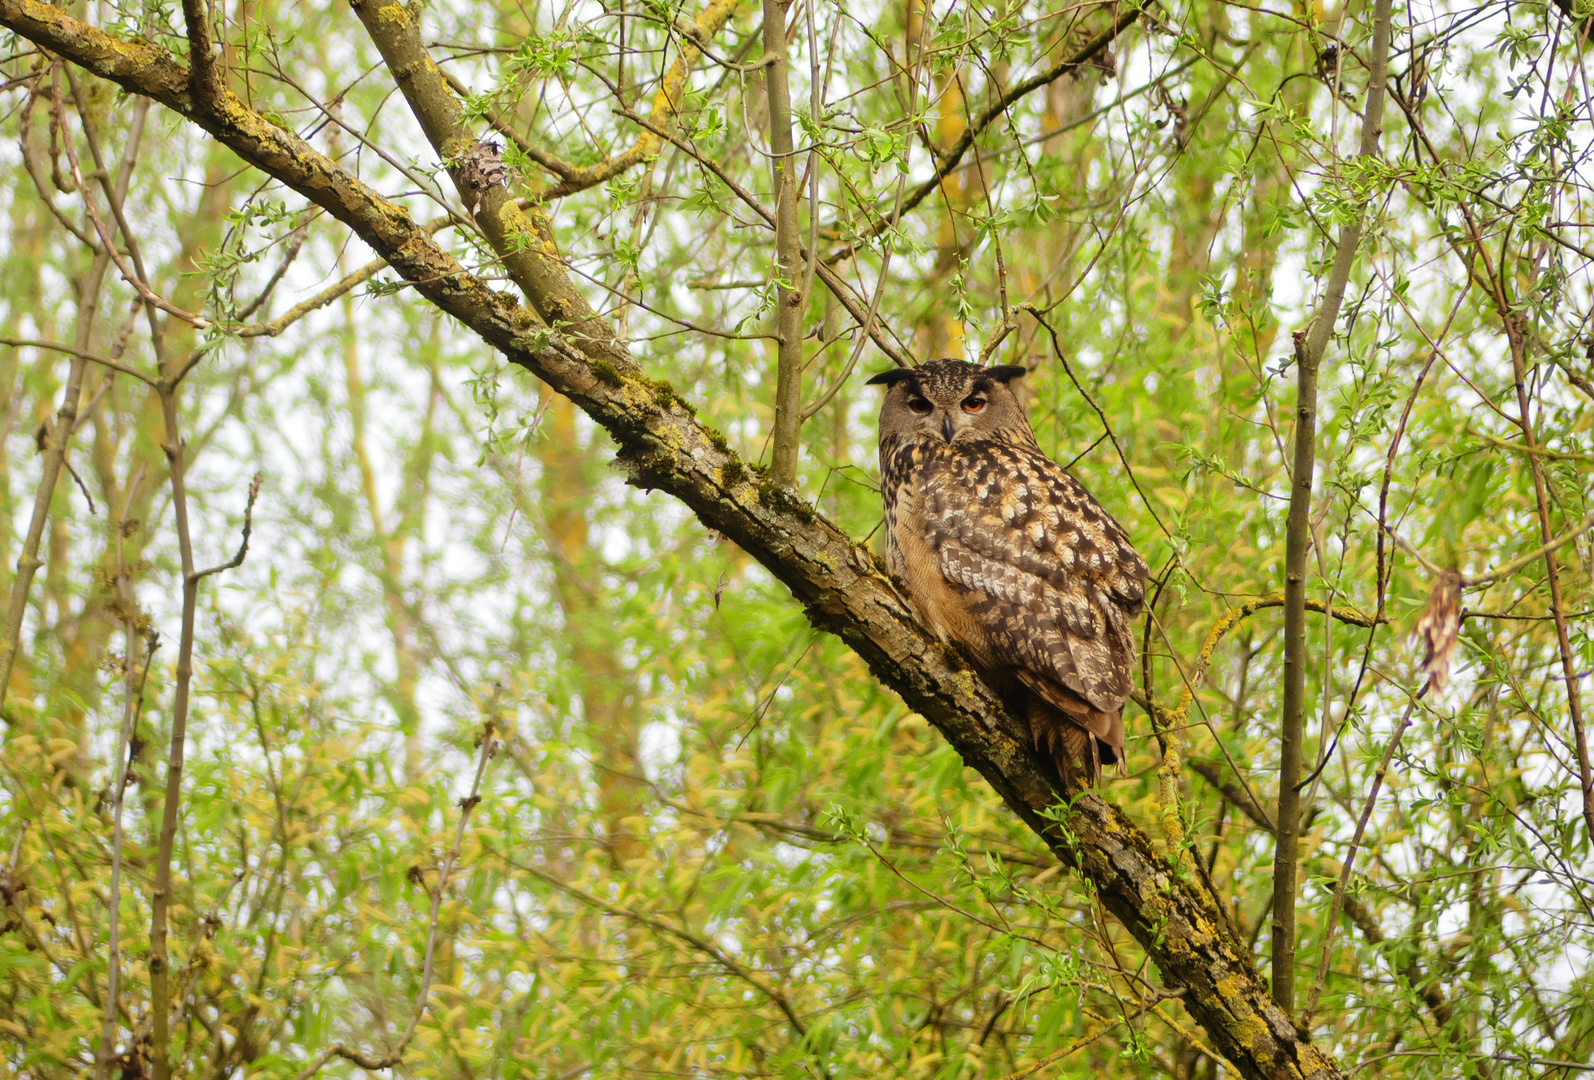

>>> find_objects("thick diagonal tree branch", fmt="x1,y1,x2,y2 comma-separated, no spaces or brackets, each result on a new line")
0,4,1342,1076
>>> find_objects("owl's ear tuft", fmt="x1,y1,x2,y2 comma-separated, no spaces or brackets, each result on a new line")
984,365,1028,383
866,368,918,387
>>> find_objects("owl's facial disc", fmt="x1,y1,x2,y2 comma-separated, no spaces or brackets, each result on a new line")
874,359,1038,451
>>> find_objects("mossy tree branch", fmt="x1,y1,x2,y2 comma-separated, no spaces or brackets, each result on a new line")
0,3,1344,1075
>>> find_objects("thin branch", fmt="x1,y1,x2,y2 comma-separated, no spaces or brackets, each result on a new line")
836,3,1146,241
1188,760,1275,834
1022,303,1169,538
0,337,159,386
1386,16,1594,849
801,1,930,418
1302,698,1418,1023
1463,511,1594,588
1274,0,1393,1015
193,472,263,582
233,216,313,321
234,258,386,337
1382,503,1594,591
233,216,462,338
1469,428,1594,465
1158,590,1384,804
990,996,1170,1079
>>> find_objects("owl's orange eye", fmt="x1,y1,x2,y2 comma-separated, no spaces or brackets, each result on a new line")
908,398,933,415
962,397,987,413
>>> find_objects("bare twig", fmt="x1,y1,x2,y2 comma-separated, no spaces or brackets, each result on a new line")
0,338,158,386
193,473,264,582
1188,760,1275,834
1302,698,1419,1024
290,687,501,1080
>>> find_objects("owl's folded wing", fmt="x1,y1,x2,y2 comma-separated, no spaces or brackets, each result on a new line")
924,446,1148,712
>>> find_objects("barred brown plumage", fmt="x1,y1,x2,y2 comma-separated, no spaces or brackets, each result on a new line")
870,359,1149,783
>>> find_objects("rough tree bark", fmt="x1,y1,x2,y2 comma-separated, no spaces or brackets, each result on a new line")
0,2,1342,1076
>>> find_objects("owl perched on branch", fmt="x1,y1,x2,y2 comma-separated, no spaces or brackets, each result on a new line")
870,359,1149,783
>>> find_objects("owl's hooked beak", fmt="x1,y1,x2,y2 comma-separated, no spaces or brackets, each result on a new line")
941,413,955,443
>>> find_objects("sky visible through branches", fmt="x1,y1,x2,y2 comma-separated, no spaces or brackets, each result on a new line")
1,0,1594,1077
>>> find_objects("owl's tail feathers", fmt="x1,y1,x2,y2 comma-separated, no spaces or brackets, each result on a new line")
1017,672,1127,784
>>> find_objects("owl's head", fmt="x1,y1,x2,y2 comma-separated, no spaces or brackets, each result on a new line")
868,359,1035,448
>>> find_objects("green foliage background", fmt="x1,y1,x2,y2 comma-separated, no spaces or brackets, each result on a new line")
2,0,1593,1077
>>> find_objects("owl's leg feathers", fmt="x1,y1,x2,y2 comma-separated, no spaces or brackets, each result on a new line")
1018,674,1128,784
1027,695,1095,786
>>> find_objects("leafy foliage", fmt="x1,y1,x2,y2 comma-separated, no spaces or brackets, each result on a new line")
1,0,1593,1078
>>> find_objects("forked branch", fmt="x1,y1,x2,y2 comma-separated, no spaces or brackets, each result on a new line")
438,0,741,200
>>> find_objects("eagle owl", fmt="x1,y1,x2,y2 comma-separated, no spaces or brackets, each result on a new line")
870,359,1149,782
